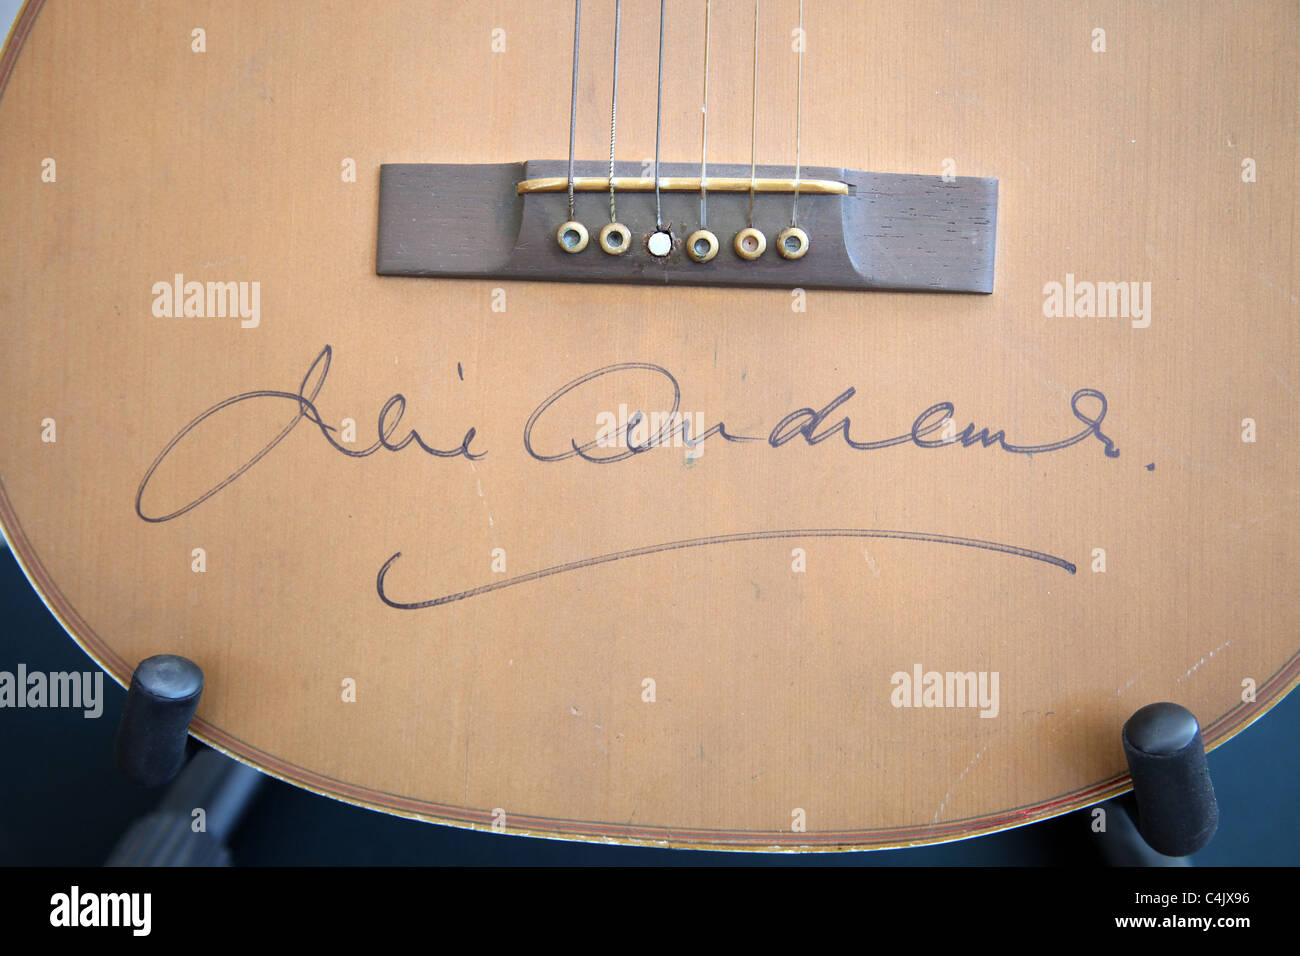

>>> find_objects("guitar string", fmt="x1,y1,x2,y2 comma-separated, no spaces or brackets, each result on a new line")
653,0,667,231
570,0,794,237
699,0,711,229
566,0,581,222
747,0,759,227
607,0,621,224
791,0,803,227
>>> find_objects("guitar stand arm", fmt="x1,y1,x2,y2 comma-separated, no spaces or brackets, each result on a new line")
108,654,264,866
1095,702,1220,865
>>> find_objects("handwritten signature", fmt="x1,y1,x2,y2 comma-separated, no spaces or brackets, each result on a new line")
523,362,1118,462
136,345,1117,606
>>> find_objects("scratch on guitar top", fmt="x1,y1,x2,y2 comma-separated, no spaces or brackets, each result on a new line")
476,477,494,528
463,731,471,804
1259,275,1300,305
1115,672,1143,697
1176,640,1231,684
468,460,496,531
1049,707,1082,735
1266,364,1300,405
462,666,474,803
1226,505,1296,532
933,742,990,824
1152,442,1271,500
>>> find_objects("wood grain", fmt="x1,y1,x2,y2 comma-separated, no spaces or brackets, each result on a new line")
0,0,1296,851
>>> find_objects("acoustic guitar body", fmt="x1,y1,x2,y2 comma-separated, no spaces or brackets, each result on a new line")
0,0,1295,849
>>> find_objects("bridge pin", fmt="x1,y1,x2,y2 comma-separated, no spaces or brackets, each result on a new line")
733,227,766,260
556,221,589,253
687,229,719,263
777,226,809,260
599,222,631,255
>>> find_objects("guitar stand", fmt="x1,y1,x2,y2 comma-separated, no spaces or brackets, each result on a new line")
106,655,263,866
1093,702,1220,865
104,656,1220,865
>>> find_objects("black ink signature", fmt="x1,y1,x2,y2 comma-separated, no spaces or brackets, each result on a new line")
524,364,1118,461
523,362,762,463
136,347,1115,609
135,345,484,522
771,388,1118,456
376,528,1077,610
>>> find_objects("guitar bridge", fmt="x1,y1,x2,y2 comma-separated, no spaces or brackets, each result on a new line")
376,159,997,293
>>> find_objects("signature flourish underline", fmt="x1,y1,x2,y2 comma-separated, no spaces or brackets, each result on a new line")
375,528,1076,610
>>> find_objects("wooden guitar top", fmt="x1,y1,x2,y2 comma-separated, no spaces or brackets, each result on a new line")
0,0,1295,849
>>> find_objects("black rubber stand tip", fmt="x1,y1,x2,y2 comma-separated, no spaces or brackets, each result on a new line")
114,654,204,788
1122,702,1219,857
